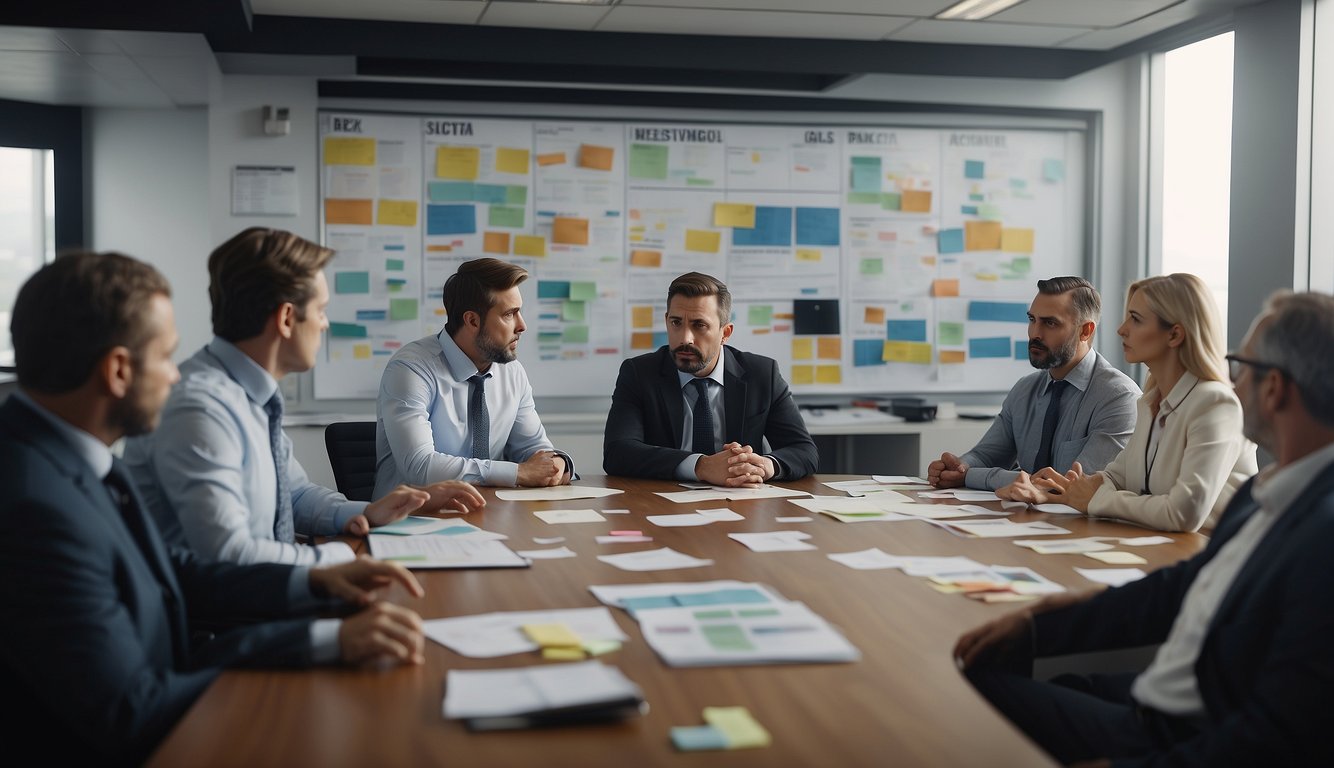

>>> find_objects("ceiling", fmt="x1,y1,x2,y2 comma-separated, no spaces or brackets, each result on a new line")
0,0,1255,108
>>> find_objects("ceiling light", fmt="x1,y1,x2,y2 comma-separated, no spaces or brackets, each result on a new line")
935,0,1026,21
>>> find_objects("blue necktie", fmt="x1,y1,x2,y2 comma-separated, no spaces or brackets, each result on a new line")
264,393,295,543
469,373,490,459
1033,379,1069,472
691,378,715,455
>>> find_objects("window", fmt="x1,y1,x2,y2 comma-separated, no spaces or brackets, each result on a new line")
0,146,55,370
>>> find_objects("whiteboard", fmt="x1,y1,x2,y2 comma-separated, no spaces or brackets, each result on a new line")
315,111,1084,399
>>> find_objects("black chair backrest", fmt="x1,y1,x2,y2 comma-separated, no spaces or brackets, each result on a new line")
324,421,378,502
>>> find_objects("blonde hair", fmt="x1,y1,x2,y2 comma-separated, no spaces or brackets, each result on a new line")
1125,273,1227,391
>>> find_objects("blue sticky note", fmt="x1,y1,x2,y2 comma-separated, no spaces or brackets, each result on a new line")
968,301,1028,323
334,271,370,294
671,725,730,752
537,280,570,299
970,337,1013,358
355,309,387,321
732,206,792,247
676,588,771,607
849,156,882,193
937,228,965,254
965,160,985,179
427,181,474,202
622,596,677,617
854,339,886,367
1044,158,1065,181
653,331,668,348
426,204,476,235
794,207,840,246
886,319,927,342
472,183,508,205
960,205,978,215
1015,340,1029,360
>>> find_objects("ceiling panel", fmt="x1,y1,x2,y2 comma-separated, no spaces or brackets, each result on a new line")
136,55,215,105
250,0,485,25
0,51,171,106
887,19,1088,47
597,7,916,40
0,26,80,52
616,0,955,14
1056,8,1198,49
989,0,1181,28
479,2,609,31
107,30,212,56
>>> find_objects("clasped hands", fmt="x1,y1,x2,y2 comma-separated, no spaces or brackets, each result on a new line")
695,442,774,487
343,479,488,536
995,461,1102,511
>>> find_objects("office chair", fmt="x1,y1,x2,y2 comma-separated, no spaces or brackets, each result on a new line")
324,421,378,502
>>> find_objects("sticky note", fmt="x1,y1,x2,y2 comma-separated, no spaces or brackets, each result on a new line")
436,146,480,180
970,337,1013,358
631,331,655,349
632,305,654,328
860,258,884,276
794,207,840,246
817,337,841,360
513,235,546,257
506,186,527,206
795,249,822,262
552,216,590,245
495,147,530,174
940,349,967,364
1001,227,1035,253
672,725,731,752
849,156,881,192
562,301,586,322
570,282,597,301
472,184,507,204
792,337,814,360
523,623,583,648
562,325,590,343
936,228,965,255
791,365,814,385
427,181,474,202
815,365,842,384
324,199,373,226
703,706,772,749
353,344,371,360
886,319,927,342
684,229,721,253
629,143,669,180
901,189,932,213
964,160,985,179
748,305,773,326
488,206,525,228
732,206,791,247
426,204,476,235
714,202,757,229
978,203,1002,220
938,321,965,346
1044,158,1065,181
376,199,417,227
483,231,510,254
323,137,376,166
385,258,405,272
883,341,932,364
931,279,960,297
329,322,367,338
1015,340,1029,360
847,192,881,205
537,281,570,299
854,339,886,367
542,647,586,661
630,249,662,268
880,193,902,211
577,143,614,171
334,272,370,294
966,220,1003,251
864,306,886,325
968,301,1028,323
583,639,622,656
536,152,566,167
389,298,418,321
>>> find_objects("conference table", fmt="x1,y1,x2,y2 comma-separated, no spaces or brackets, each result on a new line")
148,475,1207,768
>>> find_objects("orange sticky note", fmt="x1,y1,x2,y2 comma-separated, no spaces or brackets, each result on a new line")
426,245,453,253
578,144,614,171
815,365,842,384
630,250,662,268
932,279,961,297
483,231,510,254
792,337,814,360
537,152,566,167
966,220,1003,251
631,306,654,328
324,199,373,226
513,235,546,257
1001,227,1035,253
791,365,815,386
631,332,655,350
817,337,841,360
940,349,967,364
864,307,886,325
901,189,933,213
552,217,590,246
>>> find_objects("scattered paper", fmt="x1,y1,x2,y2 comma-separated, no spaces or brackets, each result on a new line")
647,513,717,528
871,475,930,485
936,519,1069,538
425,607,627,658
534,508,607,524
827,548,905,570
1032,503,1081,515
1084,551,1147,565
597,548,714,572
1014,537,1115,554
495,486,625,501
728,531,816,552
514,546,578,559
657,485,811,503
1076,567,1146,587
443,660,644,722
589,581,784,610
602,509,632,515
532,536,565,545
596,535,653,544
697,508,745,521
775,516,813,523
369,535,526,569
1118,536,1173,547
373,515,468,536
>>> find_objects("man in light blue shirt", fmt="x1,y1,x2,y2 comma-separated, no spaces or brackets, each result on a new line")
375,257,573,494
927,277,1140,493
125,228,484,566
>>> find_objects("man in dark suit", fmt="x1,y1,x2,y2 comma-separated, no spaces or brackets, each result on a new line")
0,251,428,766
604,272,817,485
954,291,1334,767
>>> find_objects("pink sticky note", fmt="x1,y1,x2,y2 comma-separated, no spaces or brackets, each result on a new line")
610,530,643,536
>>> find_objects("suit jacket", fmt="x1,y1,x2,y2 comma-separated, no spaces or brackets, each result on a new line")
603,346,818,480
1032,469,1334,767
0,396,317,767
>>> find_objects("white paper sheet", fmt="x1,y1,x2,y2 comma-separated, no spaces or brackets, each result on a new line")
826,548,906,570
368,535,527,569
637,601,859,667
514,546,578,560
1032,503,1081,515
775,516,813,523
444,661,642,720
646,513,716,527
534,509,607,524
1084,551,1148,565
597,548,714,572
495,486,626,501
936,519,1070,538
727,531,816,552
588,580,782,608
1075,567,1146,587
595,535,654,544
425,607,628,659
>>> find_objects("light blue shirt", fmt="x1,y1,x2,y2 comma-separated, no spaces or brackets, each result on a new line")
375,329,565,493
123,338,364,566
673,361,727,481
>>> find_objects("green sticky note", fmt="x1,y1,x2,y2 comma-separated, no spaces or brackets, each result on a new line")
938,321,965,346
389,298,419,321
1010,256,1032,273
737,608,781,618
978,203,1002,220
562,325,589,344
334,272,370,294
693,609,733,620
1010,178,1027,189
847,192,881,205
701,623,755,652
488,206,525,228
562,300,586,322
329,322,367,338
569,281,597,301
860,258,884,276
385,258,405,271
747,305,773,326
387,283,403,293
505,185,527,205
969,193,985,202
629,143,669,180
685,177,713,187
880,192,902,211
427,181,474,202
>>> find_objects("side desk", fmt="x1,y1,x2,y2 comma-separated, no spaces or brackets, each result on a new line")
802,409,995,477
148,475,1205,768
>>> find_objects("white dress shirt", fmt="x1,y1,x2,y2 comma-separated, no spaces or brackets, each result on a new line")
673,360,727,481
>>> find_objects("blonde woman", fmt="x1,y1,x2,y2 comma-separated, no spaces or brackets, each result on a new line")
999,273,1256,531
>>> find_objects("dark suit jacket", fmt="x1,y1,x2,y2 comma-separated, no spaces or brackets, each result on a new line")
603,346,818,480
1031,470,1334,767
0,396,319,766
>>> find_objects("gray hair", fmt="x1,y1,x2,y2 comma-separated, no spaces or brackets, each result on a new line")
1036,276,1101,325
1251,291,1334,427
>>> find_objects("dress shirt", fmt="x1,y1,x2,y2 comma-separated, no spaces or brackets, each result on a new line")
1089,373,1258,531
375,329,566,493
961,350,1140,490
123,338,361,566
673,362,727,481
1132,440,1334,715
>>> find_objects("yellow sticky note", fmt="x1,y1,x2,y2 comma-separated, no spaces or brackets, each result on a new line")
483,231,510,254
864,307,886,325
631,332,655,350
513,235,546,257
901,189,933,213
931,279,960,297
542,647,586,661
522,623,582,648
940,349,967,364
632,305,654,328
376,199,418,227
965,220,1003,251
537,152,566,167
552,217,590,246
1001,227,1035,253
630,249,663,268
792,337,814,360
324,199,373,226
883,341,933,364
795,249,822,262
791,365,814,385
703,706,772,749
436,146,480,180
353,344,371,360
713,202,757,229
495,147,530,174
684,229,722,253
578,144,614,171
815,365,842,384
817,337,841,360
323,137,376,166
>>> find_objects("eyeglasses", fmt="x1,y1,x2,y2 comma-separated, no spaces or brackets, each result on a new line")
1224,353,1285,383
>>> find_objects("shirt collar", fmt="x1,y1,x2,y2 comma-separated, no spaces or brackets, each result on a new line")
1158,371,1202,416
1044,347,1097,395
678,349,727,390
438,328,489,383
207,337,279,406
12,389,114,479
1252,440,1334,519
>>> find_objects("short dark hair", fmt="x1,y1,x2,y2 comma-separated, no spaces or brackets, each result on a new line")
11,250,171,394
209,227,333,342
667,272,732,326
1036,276,1101,325
442,258,528,335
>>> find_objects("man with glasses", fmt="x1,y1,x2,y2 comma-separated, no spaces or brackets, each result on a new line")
954,291,1334,766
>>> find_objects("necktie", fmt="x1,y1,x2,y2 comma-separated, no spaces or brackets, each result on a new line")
1033,379,1069,471
264,393,295,543
691,378,715,455
469,373,491,459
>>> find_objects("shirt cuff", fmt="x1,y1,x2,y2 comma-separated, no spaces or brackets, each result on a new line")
329,500,369,535
552,450,578,481
765,454,785,481
316,541,358,564
485,460,520,487
309,619,342,665
675,454,703,482
287,566,315,606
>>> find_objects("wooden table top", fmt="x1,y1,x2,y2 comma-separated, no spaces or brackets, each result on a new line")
148,475,1207,768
